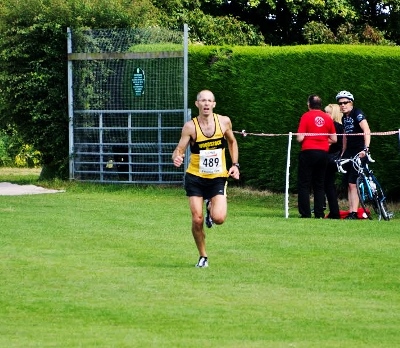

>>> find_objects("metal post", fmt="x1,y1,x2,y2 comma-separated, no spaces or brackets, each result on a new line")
183,24,189,175
128,113,132,181
67,28,74,180
285,132,293,218
99,113,104,182
158,112,162,182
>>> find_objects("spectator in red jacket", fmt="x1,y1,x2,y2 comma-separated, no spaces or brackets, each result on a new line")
297,95,337,218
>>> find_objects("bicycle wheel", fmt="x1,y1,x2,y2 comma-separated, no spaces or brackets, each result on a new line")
371,175,392,221
356,176,381,220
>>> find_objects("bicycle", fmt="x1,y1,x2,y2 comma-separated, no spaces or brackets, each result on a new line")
336,153,393,221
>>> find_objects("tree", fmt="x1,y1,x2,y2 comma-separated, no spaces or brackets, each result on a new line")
157,0,399,45
302,21,336,44
0,0,263,178
0,0,162,178
180,0,360,45
153,0,265,45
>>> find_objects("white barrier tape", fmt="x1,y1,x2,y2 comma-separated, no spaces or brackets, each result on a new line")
234,130,400,137
234,128,400,219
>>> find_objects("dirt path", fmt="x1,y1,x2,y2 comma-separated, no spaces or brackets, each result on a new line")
0,182,65,196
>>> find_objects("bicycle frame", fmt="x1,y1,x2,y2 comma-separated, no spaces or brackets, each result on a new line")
336,153,392,221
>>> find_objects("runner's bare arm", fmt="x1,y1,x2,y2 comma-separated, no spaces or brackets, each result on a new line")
172,121,194,167
221,116,239,180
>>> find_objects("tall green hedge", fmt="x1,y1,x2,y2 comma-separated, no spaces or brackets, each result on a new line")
188,45,400,198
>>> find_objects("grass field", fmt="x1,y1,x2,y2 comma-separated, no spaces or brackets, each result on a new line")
1,168,399,347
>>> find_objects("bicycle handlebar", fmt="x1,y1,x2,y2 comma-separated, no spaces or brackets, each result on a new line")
336,158,351,174
335,151,375,174
368,152,375,163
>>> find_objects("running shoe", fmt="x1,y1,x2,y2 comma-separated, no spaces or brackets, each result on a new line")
195,256,208,268
344,212,358,220
205,199,213,228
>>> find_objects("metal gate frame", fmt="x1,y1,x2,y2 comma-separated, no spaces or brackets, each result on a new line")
67,25,189,184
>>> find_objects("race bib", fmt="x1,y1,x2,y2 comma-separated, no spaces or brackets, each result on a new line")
199,149,223,174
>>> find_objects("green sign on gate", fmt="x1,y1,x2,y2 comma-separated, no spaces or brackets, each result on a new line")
131,68,145,96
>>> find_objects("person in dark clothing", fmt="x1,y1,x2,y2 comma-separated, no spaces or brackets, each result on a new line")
324,104,344,219
335,91,371,220
296,95,337,218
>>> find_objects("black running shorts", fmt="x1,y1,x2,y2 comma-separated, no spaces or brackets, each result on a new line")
343,148,366,184
184,173,227,199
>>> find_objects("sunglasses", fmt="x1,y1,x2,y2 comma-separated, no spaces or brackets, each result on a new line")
338,101,352,106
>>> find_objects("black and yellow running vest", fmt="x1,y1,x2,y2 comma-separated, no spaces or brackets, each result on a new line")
186,113,228,179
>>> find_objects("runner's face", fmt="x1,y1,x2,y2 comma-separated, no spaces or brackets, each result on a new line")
196,92,216,116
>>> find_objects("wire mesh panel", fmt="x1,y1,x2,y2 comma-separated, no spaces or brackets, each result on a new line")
67,27,189,183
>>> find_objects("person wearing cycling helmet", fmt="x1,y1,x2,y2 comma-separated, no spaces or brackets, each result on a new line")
336,90,371,220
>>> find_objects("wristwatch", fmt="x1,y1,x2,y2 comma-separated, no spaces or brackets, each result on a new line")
233,163,240,169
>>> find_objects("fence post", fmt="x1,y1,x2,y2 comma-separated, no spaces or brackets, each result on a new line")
67,27,74,180
285,132,293,218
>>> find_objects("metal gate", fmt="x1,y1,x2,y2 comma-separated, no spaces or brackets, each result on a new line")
67,26,189,183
